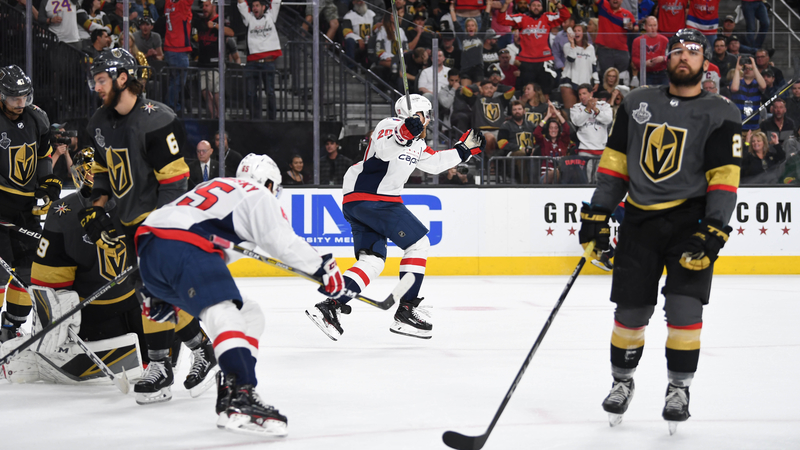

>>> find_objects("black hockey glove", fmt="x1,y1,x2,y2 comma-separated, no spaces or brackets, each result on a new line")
678,218,732,271
579,203,611,257
33,175,62,216
78,206,122,250
455,129,485,162
401,116,425,140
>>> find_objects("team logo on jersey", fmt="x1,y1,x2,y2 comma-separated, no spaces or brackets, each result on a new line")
646,43,660,53
632,102,652,124
516,132,533,149
94,128,105,147
107,147,134,197
7,142,37,187
359,23,371,39
526,111,543,124
483,101,501,122
0,132,10,150
53,203,71,216
97,240,127,281
141,102,158,114
640,123,687,182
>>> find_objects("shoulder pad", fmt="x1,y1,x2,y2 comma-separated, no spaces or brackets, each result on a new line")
27,104,50,129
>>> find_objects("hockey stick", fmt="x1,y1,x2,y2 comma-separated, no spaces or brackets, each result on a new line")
0,220,42,240
0,265,137,367
390,0,412,111
742,78,795,125
442,241,596,450
209,235,409,310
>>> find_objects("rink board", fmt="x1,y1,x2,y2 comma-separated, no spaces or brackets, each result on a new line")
229,186,800,276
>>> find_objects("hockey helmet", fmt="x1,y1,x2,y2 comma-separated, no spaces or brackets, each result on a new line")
0,65,34,108
70,147,95,190
666,28,710,60
89,48,139,89
236,153,283,197
394,94,433,125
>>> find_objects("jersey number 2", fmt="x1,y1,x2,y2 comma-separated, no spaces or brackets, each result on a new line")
177,181,234,210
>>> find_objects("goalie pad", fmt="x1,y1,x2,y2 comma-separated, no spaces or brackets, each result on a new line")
29,287,81,354
0,332,143,384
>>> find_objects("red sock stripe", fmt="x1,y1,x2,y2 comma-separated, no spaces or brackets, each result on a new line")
667,322,703,330
400,258,427,267
614,320,645,330
213,331,259,349
348,267,370,285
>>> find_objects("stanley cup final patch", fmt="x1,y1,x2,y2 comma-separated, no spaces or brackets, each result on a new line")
632,102,652,124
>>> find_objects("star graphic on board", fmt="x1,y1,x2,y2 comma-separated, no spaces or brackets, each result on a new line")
53,203,71,216
141,102,158,114
782,227,790,235
568,227,576,235
546,227,554,236
737,227,745,235
759,227,768,235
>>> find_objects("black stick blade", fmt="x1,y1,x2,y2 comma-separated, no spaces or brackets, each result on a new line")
442,431,487,450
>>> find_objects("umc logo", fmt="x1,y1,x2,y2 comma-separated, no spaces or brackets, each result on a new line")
290,194,443,246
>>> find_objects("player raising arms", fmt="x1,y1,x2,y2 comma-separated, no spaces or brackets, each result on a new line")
306,94,485,341
578,29,742,434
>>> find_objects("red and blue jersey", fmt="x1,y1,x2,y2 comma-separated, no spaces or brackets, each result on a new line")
596,0,636,52
686,0,720,36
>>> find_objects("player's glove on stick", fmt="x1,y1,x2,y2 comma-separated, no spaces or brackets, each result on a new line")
315,253,347,300
455,129,485,162
399,116,425,142
579,203,611,257
78,206,121,250
33,175,62,215
679,218,732,271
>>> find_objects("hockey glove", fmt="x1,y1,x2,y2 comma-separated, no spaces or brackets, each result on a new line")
315,253,347,300
579,203,611,257
140,293,180,324
678,218,732,271
78,206,122,250
455,129,485,162
33,175,62,216
399,116,425,141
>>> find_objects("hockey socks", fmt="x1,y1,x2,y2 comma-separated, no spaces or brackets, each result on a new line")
218,348,257,387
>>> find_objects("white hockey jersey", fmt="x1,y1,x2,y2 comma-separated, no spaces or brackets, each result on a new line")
136,177,322,274
342,117,463,203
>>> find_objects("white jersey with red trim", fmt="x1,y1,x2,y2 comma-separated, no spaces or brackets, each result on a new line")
135,177,322,273
342,117,462,202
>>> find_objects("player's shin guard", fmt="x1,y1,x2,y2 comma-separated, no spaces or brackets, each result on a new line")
665,322,701,385
5,281,31,324
399,236,429,301
610,321,646,375
340,251,385,303
199,300,260,386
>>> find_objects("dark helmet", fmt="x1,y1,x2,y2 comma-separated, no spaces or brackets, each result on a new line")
667,28,709,59
0,65,34,106
90,48,138,88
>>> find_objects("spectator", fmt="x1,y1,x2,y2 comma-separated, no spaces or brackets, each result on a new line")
741,0,770,51
133,16,162,63
449,74,473,132
496,0,570,97
438,68,462,125
551,15,578,73
418,49,449,104
129,0,158,23
489,0,514,49
450,3,490,82
305,0,339,41
786,81,800,127
598,67,620,97
761,99,797,144
519,82,548,124
702,79,718,94
570,83,612,182
655,0,686,35
609,84,628,117
106,0,138,38
439,29,462,71
482,28,501,72
497,48,518,88
741,130,785,184
194,0,234,119
372,14,410,88
320,135,354,185
710,36,736,84
779,135,800,185
461,79,514,155
163,0,193,113
731,54,766,132
497,100,536,182
754,49,784,87
686,0,719,48
403,48,428,93
593,0,635,82
485,64,513,95
342,0,378,68
453,0,487,31
127,39,151,82
188,140,219,189
440,166,473,184
407,11,437,50
718,15,758,54
561,22,598,109
533,101,570,184
83,28,111,62
238,0,282,121
631,16,669,85
760,68,780,104
284,155,305,185
727,34,742,58
39,0,81,50
213,130,244,177
77,0,111,48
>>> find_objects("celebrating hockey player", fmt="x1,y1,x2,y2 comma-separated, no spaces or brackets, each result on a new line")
135,153,347,436
306,94,485,341
578,28,742,434
84,49,216,405
0,65,62,343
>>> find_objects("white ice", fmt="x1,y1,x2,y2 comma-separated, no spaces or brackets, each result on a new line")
3,275,799,450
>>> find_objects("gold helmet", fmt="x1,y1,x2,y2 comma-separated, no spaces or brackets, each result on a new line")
70,147,94,189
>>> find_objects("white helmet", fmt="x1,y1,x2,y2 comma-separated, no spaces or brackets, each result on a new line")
394,94,433,125
236,153,282,196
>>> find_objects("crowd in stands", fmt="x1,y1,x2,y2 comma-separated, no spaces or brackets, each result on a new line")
5,0,800,185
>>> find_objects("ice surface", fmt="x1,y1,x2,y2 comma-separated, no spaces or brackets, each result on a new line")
3,275,799,450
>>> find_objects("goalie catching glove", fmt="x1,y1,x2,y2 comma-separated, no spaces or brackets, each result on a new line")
33,175,62,215
678,218,732,271
578,203,611,258
78,206,122,249
455,129,485,162
315,253,347,300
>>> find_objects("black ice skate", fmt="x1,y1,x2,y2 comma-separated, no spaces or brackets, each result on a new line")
216,371,236,428
662,384,691,435
184,338,219,397
134,359,174,405
224,384,288,437
305,299,351,341
591,252,613,272
0,312,22,343
389,297,432,339
602,378,635,427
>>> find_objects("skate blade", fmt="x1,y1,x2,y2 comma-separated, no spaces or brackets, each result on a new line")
305,310,340,341
216,412,229,429
389,321,432,340
134,386,172,405
607,413,624,427
668,421,679,435
591,259,613,272
224,413,288,437
189,366,220,398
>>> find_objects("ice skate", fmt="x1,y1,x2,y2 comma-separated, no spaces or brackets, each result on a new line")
305,299,351,341
662,384,690,435
389,297,432,339
134,359,173,405
184,338,219,397
602,378,634,426
216,371,236,428
0,312,22,343
591,252,613,271
223,384,288,437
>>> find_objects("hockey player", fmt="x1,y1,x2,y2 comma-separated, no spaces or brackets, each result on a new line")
135,153,347,436
306,94,485,341
83,49,215,404
0,65,62,343
578,28,742,434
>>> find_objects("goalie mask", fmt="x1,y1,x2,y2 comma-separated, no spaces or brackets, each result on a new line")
394,94,433,126
236,153,283,197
